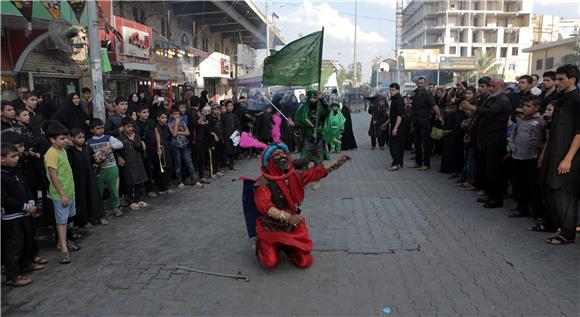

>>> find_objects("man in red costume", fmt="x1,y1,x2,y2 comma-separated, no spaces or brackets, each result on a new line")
253,143,350,269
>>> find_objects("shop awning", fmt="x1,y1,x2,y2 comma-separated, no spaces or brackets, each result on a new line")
123,62,156,72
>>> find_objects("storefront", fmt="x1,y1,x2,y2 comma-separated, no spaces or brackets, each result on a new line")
101,16,154,98
199,52,232,101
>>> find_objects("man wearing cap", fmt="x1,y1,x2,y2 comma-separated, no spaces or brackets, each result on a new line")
291,90,329,189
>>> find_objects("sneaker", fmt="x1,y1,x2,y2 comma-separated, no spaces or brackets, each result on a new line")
211,174,218,179
147,192,158,198
193,182,205,189
137,201,150,208
129,203,140,210
177,183,185,189
217,171,225,177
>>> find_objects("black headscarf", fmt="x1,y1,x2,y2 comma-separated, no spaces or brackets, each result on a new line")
52,93,89,134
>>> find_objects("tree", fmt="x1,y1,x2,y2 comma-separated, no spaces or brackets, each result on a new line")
337,66,347,89
470,50,499,82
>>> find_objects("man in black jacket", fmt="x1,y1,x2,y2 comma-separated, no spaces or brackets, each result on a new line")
388,83,405,170
412,77,443,170
462,78,512,208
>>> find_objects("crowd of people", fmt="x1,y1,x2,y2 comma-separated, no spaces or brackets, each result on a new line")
370,64,579,247
2,86,361,286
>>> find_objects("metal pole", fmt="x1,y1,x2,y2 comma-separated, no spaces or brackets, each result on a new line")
265,0,269,56
376,67,379,91
436,68,440,86
396,51,400,84
87,0,105,121
353,0,357,87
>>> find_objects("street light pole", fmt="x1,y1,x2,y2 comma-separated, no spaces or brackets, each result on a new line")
86,0,105,121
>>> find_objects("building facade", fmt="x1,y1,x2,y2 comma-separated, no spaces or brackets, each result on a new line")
523,36,579,75
1,0,285,103
402,0,534,81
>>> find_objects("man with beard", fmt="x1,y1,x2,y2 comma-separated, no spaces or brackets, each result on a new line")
539,64,580,245
412,77,443,170
290,90,329,190
251,144,350,268
540,71,557,113
462,77,511,208
388,83,405,170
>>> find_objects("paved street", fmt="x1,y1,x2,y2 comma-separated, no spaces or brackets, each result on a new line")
2,112,580,317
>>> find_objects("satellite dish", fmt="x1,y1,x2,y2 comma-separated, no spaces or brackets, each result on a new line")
48,20,79,55
379,62,390,72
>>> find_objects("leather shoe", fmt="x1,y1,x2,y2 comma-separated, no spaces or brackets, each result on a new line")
477,196,490,203
483,200,504,208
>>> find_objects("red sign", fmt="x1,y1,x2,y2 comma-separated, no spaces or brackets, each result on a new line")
129,32,150,49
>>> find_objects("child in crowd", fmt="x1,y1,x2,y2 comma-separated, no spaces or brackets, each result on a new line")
15,109,33,144
1,101,16,131
208,105,225,178
87,118,124,217
134,105,158,197
508,96,547,226
44,123,76,264
117,117,150,210
105,96,128,137
154,112,174,194
1,144,44,286
67,129,107,228
168,109,204,188
221,100,240,170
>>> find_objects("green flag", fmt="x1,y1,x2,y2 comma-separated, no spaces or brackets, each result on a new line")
262,29,323,86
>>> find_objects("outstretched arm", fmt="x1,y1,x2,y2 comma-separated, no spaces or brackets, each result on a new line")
301,155,352,184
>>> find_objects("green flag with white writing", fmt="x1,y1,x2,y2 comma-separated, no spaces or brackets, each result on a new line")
262,29,323,86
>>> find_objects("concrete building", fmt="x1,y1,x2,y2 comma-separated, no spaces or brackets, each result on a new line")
401,0,534,81
523,36,579,75
532,15,580,43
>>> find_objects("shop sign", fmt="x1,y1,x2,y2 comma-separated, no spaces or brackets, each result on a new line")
220,58,230,75
122,26,150,58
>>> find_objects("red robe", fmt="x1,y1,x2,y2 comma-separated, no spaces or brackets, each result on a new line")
254,166,328,268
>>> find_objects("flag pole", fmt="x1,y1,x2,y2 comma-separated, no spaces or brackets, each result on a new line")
314,27,325,142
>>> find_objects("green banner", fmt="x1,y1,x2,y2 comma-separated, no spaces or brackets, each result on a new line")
262,29,323,86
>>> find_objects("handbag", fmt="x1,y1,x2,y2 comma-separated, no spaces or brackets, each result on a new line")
430,127,443,140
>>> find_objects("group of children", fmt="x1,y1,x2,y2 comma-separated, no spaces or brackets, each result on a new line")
0,89,248,287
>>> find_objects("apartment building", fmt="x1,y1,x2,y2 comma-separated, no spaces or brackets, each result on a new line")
402,0,534,81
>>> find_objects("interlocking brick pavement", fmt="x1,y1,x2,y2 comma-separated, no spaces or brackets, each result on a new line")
2,112,579,316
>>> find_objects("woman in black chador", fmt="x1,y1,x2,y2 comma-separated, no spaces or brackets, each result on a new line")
340,103,357,150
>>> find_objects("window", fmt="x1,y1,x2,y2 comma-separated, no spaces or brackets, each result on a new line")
500,47,507,57
460,46,467,57
511,47,518,56
161,17,166,38
449,46,457,54
535,59,543,70
545,57,554,69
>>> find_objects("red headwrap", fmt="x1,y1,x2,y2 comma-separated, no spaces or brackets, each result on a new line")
259,147,304,213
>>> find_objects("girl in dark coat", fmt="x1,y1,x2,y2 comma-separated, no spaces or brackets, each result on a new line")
128,93,141,119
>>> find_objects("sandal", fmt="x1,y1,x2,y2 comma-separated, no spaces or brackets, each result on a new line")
34,256,48,265
194,182,205,189
22,262,46,272
137,201,150,208
113,208,124,217
99,217,109,225
546,235,575,245
528,223,547,232
6,275,32,287
58,252,71,264
129,203,140,210
57,240,81,252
